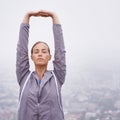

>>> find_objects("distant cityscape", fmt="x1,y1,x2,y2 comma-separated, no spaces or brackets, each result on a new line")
0,70,120,120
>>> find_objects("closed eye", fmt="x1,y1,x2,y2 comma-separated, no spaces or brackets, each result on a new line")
42,49,48,53
33,49,39,54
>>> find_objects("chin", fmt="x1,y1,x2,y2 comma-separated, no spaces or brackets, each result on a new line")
36,62,47,66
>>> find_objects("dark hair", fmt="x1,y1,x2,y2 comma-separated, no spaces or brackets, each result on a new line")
31,41,50,54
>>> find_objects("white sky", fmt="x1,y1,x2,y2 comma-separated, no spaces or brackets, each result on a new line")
0,0,120,86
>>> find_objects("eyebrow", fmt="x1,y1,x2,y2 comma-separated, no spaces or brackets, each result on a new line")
33,48,48,51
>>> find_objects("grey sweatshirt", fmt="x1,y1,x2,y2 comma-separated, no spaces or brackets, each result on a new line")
16,23,66,120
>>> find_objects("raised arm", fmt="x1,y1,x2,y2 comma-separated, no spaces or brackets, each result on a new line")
16,13,30,85
16,11,42,85
52,13,66,85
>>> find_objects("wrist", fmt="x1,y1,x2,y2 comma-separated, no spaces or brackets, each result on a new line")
23,13,31,23
52,15,60,24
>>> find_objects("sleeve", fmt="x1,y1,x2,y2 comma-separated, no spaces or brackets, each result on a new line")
16,23,30,85
53,24,66,85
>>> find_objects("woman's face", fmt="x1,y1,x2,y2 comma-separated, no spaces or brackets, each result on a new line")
31,43,51,66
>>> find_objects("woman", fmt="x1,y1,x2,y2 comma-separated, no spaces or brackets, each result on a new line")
16,10,66,120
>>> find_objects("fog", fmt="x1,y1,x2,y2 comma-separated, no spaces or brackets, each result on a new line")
0,0,120,119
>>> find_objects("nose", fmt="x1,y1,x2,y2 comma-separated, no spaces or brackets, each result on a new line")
38,52,42,56
38,51,42,56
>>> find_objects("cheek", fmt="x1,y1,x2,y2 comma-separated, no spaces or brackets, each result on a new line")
31,55,37,61
45,55,51,60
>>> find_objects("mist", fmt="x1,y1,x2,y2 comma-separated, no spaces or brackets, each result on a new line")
0,0,120,119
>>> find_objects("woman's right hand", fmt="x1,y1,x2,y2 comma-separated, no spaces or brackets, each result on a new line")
23,11,41,23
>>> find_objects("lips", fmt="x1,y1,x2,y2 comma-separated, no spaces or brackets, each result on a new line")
37,58,44,61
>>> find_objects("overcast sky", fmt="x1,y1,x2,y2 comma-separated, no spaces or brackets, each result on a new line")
0,0,120,86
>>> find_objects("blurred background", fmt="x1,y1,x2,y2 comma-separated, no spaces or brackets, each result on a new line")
0,0,120,119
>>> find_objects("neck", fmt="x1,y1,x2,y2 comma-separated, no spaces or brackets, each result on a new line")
35,65,47,80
